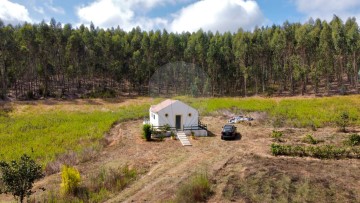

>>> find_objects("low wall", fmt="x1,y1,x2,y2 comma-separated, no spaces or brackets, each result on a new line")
152,129,208,138
184,129,208,137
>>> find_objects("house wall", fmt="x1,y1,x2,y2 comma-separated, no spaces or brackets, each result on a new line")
149,110,159,126
156,101,199,128
149,101,199,129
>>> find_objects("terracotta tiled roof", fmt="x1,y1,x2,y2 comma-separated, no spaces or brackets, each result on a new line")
150,99,177,113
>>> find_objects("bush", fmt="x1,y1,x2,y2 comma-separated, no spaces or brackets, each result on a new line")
142,124,152,141
45,151,79,175
170,131,176,140
0,154,44,203
302,134,319,145
175,173,212,203
86,165,136,202
60,165,81,196
345,134,360,146
89,165,137,193
271,144,352,159
336,111,350,132
271,130,283,142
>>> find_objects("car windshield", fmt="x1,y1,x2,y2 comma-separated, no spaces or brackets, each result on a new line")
223,125,233,132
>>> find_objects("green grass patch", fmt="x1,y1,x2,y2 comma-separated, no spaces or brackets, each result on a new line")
301,134,320,145
271,130,284,142
344,134,360,146
175,173,212,203
0,103,149,165
271,143,360,159
179,95,360,127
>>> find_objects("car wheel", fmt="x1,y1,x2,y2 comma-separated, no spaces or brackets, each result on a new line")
221,136,224,140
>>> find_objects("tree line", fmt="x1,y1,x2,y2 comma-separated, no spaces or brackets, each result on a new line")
0,15,359,99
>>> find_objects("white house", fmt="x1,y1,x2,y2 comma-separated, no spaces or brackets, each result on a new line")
148,99,207,136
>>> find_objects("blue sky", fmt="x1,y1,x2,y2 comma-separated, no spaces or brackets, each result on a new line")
1,0,360,32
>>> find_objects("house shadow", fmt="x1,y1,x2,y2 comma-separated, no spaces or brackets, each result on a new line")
149,138,165,142
207,131,217,137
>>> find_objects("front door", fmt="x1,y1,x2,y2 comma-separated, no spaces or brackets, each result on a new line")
176,115,182,130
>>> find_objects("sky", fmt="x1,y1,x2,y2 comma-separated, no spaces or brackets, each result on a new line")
1,0,360,33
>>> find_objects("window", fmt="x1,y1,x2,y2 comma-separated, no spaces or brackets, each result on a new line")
188,113,192,117
153,114,155,119
165,113,168,117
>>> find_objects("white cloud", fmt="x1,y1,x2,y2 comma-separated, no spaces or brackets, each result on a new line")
294,0,360,21
76,0,177,30
33,6,44,14
170,0,265,33
77,0,264,32
0,0,32,24
45,3,65,14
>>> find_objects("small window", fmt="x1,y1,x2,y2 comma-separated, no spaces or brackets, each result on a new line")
165,113,168,117
188,113,192,117
153,114,155,119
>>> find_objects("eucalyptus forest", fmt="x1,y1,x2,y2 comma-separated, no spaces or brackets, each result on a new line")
0,15,359,99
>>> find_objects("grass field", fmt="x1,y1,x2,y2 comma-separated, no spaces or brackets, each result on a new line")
0,95,359,165
183,95,360,127
0,99,152,164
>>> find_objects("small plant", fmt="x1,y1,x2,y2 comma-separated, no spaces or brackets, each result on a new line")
270,143,282,156
307,120,317,131
142,124,152,141
158,134,165,141
0,154,44,203
191,131,195,140
175,173,212,203
271,130,283,142
336,111,350,132
345,134,360,146
272,115,285,128
170,131,176,140
60,165,81,196
163,124,171,132
271,144,352,159
89,165,137,194
302,134,319,145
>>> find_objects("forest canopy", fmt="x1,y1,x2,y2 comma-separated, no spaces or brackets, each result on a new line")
0,15,359,99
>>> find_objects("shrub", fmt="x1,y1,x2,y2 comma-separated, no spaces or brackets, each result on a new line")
45,151,79,175
175,173,212,203
142,124,152,141
271,143,292,156
89,165,137,193
336,111,350,132
345,134,360,146
351,147,360,158
271,130,283,142
170,131,176,140
271,144,351,159
163,124,171,131
302,134,319,145
271,143,282,156
60,165,81,196
0,154,44,203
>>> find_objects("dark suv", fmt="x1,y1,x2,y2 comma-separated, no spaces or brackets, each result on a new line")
221,124,238,140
